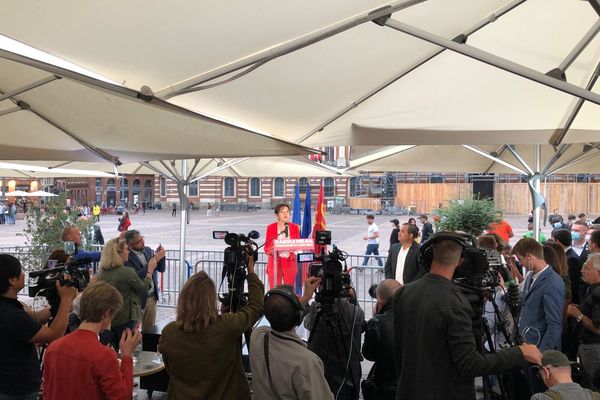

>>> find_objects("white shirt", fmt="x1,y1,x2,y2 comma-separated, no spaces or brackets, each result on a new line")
367,223,379,245
572,242,586,257
395,245,410,283
529,264,550,291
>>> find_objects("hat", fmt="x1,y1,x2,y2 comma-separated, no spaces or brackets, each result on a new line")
541,350,574,367
390,219,400,225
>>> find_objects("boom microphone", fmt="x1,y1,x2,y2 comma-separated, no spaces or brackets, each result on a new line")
284,222,289,238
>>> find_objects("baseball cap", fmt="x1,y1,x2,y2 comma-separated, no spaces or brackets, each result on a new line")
390,219,400,225
540,350,574,367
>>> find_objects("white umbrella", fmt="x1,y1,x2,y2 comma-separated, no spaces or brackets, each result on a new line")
29,190,57,197
6,190,32,197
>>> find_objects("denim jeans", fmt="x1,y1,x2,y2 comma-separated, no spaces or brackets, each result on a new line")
363,244,383,266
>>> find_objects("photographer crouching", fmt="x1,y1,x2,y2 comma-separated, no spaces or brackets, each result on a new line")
393,232,542,400
361,279,402,400
304,243,365,400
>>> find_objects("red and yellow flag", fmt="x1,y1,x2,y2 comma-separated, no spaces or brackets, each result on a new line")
312,182,327,254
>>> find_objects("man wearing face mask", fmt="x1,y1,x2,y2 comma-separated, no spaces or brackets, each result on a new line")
554,229,585,305
572,221,590,261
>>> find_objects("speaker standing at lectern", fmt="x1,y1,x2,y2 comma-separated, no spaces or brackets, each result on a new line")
264,203,300,288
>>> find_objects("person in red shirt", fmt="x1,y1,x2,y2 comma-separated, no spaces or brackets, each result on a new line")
43,281,141,400
487,211,514,244
264,203,300,289
118,211,132,233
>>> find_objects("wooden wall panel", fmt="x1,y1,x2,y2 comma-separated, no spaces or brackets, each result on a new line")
348,198,382,211
395,183,472,214
494,183,600,214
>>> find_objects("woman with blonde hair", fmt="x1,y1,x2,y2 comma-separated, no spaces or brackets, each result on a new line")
159,251,264,400
97,237,155,349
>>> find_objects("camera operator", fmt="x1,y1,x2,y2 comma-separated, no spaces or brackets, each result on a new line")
159,247,264,400
0,254,77,400
362,279,402,400
304,281,365,400
250,277,333,400
393,233,542,400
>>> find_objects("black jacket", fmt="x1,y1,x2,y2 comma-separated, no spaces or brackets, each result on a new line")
362,302,397,399
384,242,423,283
393,274,525,400
125,246,166,308
566,248,584,304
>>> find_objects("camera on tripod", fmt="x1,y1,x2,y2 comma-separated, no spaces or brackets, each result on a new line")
28,258,91,315
308,231,352,304
213,230,259,309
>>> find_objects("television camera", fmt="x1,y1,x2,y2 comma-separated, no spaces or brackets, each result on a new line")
308,230,352,304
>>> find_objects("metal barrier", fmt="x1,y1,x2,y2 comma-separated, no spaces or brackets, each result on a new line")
2,246,387,315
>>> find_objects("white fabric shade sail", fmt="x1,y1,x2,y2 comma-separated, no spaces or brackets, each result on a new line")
0,49,318,165
2,0,598,150
0,162,113,178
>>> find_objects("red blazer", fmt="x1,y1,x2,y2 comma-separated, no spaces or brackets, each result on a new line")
264,222,300,271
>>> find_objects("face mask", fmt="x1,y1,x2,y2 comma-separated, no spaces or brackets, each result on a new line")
571,231,581,242
553,222,562,229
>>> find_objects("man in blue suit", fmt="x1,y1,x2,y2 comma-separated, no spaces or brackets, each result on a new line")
514,238,565,394
123,230,166,330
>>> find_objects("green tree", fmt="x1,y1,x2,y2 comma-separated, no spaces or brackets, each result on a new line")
436,197,498,236
17,193,94,271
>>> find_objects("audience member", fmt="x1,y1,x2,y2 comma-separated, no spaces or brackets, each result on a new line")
487,211,514,244
384,223,422,283
389,219,400,248
407,217,420,243
305,285,365,400
419,214,434,243
123,230,166,330
393,233,541,399
159,251,263,400
590,230,600,254
362,279,402,400
572,220,590,260
548,209,564,226
524,223,548,244
96,237,154,350
554,229,585,304
566,253,600,390
0,254,76,400
61,225,101,266
531,350,599,399
249,278,332,400
43,281,141,400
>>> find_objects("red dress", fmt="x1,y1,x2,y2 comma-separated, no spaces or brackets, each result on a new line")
264,222,300,289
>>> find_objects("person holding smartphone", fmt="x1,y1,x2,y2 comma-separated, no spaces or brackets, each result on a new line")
122,230,166,330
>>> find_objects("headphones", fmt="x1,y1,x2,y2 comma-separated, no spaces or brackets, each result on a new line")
264,286,304,327
419,231,468,269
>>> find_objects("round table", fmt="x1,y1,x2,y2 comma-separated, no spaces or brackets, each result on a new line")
133,351,165,377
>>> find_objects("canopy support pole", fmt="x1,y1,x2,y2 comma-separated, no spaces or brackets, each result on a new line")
588,0,600,17
546,145,600,175
461,145,527,175
0,106,20,117
554,20,600,76
541,144,571,175
347,145,415,170
155,0,425,98
483,145,507,173
382,18,600,105
0,75,60,102
531,145,543,241
178,160,189,294
296,0,526,144
549,62,600,146
505,145,534,175
189,158,250,183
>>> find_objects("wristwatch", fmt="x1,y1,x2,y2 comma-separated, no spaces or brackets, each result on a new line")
576,314,583,323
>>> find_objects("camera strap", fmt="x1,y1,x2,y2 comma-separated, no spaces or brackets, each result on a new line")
263,333,283,400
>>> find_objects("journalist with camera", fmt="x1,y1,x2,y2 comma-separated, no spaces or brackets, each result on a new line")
0,254,77,400
304,239,365,400
61,225,101,266
362,279,402,400
393,232,542,400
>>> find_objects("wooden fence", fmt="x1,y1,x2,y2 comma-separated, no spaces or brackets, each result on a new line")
395,183,472,214
495,183,600,214
348,198,382,211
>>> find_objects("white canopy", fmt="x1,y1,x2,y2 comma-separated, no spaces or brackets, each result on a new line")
2,0,598,149
0,162,113,178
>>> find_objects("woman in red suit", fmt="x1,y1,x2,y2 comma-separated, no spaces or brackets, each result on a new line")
264,203,300,289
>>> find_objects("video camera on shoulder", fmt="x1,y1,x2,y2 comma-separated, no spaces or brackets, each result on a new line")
308,231,352,304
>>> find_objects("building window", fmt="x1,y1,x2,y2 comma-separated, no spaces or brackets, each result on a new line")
323,177,335,198
349,177,365,197
273,177,284,198
224,177,235,197
160,177,166,196
121,179,129,204
189,181,199,196
249,178,260,197
324,147,335,163
144,179,153,204
107,178,116,187
299,177,309,194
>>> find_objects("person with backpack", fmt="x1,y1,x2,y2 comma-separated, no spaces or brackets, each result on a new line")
532,350,600,399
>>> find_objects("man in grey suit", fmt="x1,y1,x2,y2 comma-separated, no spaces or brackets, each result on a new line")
384,223,423,284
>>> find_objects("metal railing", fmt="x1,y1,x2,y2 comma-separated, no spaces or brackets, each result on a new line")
3,246,387,316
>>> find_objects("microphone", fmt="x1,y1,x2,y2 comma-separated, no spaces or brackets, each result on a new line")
284,222,289,238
